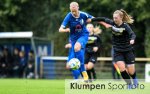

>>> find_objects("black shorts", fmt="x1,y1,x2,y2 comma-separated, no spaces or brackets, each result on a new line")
84,53,97,64
113,50,135,64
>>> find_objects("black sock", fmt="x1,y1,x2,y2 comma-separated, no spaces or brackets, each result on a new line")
130,72,136,79
121,70,132,84
87,70,91,79
91,68,96,79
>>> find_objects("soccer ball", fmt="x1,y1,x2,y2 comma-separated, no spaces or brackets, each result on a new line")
68,58,80,70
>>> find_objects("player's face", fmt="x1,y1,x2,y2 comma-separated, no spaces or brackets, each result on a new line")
113,13,122,25
87,24,94,34
70,3,79,16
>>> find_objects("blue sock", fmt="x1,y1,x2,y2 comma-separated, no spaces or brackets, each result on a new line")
127,84,132,89
71,69,80,79
75,50,85,72
80,63,86,72
130,72,138,85
133,77,138,87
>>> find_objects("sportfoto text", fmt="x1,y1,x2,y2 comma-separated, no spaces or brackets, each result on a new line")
70,82,145,91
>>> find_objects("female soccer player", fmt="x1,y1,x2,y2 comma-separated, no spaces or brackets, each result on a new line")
85,24,102,81
59,2,93,81
88,9,138,88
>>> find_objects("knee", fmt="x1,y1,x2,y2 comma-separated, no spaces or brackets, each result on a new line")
85,65,90,70
116,62,126,72
128,71,134,75
127,65,135,75
119,68,126,72
86,62,94,70
74,42,81,52
86,66,92,70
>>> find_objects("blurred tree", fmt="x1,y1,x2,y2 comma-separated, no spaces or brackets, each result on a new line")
0,0,149,57
0,0,28,31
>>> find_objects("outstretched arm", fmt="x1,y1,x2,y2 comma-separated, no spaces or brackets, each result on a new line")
91,17,106,22
98,21,112,28
87,17,113,28
87,17,125,33
86,17,106,23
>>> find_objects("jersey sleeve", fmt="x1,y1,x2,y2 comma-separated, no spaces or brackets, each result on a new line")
87,13,93,19
61,13,70,28
92,17,114,25
125,24,136,40
81,11,94,20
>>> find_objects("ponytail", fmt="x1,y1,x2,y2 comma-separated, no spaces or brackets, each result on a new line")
114,9,134,24
120,9,134,24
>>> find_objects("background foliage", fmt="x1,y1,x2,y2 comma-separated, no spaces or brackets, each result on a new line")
0,0,150,57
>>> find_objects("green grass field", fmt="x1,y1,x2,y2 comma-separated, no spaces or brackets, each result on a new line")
0,79,150,94
0,79,65,94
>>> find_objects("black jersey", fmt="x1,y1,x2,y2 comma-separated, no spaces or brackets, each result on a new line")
92,17,136,52
85,34,101,54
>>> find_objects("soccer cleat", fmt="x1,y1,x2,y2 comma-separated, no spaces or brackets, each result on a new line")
84,80,89,83
82,71,89,81
127,84,132,89
133,78,138,88
88,79,92,83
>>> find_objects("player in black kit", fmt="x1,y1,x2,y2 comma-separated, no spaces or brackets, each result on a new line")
85,24,102,82
88,9,138,88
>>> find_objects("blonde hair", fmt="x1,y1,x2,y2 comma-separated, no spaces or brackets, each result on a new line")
86,23,94,29
70,2,79,7
93,26,102,35
114,9,134,24
86,24,102,35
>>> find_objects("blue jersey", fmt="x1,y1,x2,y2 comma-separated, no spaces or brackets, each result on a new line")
61,11,93,41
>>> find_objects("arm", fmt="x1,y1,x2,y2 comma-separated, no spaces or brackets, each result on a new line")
92,17,114,25
92,18,125,33
92,17,106,22
86,17,114,28
125,24,136,44
88,17,125,33
59,27,70,33
59,13,70,33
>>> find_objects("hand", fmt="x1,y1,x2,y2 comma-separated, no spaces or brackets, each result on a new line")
86,19,92,23
65,28,70,32
130,40,135,44
93,47,98,52
99,21,112,28
65,43,72,48
59,27,70,32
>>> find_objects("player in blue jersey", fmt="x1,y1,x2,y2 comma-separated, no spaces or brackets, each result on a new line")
59,2,93,81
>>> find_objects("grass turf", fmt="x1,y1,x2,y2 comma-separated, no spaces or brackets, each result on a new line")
0,79,64,94
0,79,150,94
